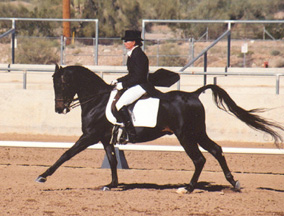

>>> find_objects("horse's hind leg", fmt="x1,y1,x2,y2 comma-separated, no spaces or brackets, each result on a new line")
177,135,206,192
198,134,240,190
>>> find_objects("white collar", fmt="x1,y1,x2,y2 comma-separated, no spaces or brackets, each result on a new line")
127,45,139,57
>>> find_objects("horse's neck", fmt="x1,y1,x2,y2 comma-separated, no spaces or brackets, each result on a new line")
73,69,111,108
76,84,111,108
77,90,110,114
77,87,105,101
75,73,108,97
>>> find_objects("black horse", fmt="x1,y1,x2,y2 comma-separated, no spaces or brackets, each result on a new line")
36,65,283,192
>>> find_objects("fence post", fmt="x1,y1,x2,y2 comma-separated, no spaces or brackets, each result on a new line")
177,80,180,90
204,52,207,86
276,74,280,95
11,19,16,64
206,27,209,41
227,30,231,68
95,20,99,65
122,43,126,66
93,38,96,65
213,77,217,85
190,38,194,67
60,36,64,65
23,70,27,89
157,39,160,66
142,20,145,51
64,37,67,64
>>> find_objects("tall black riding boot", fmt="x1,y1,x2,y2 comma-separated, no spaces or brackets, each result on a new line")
118,106,137,143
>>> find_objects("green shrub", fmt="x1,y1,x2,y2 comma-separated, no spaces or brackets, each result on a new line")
16,38,60,64
270,50,281,56
158,43,187,66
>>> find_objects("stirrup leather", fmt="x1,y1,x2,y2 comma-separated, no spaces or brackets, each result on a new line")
110,125,128,145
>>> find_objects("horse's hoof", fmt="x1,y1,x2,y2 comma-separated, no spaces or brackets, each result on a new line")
185,184,194,193
101,186,110,191
234,180,241,191
36,176,47,183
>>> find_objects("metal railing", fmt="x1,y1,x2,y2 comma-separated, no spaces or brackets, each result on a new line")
0,28,15,38
0,17,99,65
142,19,284,86
0,28,16,63
1,18,284,67
142,19,284,38
0,65,283,94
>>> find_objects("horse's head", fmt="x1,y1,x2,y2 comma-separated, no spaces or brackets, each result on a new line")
52,64,77,114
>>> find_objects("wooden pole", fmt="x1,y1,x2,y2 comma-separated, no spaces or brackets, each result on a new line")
63,0,71,45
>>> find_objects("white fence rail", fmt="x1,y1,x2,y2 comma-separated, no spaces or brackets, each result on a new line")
0,141,283,155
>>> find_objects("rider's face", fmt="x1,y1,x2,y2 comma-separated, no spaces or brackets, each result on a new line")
124,40,136,50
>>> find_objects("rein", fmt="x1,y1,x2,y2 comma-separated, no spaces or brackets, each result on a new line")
66,89,113,111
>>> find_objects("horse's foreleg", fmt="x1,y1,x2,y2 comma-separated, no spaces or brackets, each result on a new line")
198,135,240,190
36,136,95,183
103,143,118,189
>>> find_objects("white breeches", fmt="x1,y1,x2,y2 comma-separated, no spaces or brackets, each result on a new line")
116,85,146,111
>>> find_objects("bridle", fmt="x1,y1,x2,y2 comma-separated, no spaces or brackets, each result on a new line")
55,85,113,113
55,74,114,113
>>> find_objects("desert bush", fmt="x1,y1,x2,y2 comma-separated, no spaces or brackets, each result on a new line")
16,38,60,64
270,50,281,56
158,43,187,66
270,58,284,68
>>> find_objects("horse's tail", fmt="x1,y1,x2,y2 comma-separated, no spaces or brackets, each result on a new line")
195,84,284,145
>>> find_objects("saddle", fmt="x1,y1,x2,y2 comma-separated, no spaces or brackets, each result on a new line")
110,90,149,122
109,90,152,144
106,89,160,144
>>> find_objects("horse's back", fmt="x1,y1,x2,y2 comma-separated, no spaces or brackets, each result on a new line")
158,90,205,129
162,90,203,108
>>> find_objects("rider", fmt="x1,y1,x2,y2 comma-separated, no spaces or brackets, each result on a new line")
111,30,153,143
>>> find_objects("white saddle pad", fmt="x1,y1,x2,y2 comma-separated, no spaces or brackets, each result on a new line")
105,90,160,128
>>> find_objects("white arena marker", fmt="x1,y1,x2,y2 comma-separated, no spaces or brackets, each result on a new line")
0,141,284,155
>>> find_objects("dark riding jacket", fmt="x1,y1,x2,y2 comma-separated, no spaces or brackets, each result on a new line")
117,46,163,98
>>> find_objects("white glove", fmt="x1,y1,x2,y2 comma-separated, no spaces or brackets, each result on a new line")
116,82,123,90
110,79,118,85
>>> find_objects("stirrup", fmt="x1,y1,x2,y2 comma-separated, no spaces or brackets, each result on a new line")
124,124,137,143
118,128,135,144
110,125,128,145
124,127,137,143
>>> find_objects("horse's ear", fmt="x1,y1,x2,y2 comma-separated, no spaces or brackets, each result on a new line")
53,64,61,77
55,64,60,72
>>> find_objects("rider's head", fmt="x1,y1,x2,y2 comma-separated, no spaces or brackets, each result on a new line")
122,30,143,48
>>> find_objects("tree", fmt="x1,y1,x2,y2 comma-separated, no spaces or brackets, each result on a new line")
77,0,142,37
1,0,284,39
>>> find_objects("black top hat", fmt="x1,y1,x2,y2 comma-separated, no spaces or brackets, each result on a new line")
121,30,143,41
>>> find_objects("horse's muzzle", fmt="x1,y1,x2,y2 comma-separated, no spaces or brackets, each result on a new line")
55,105,64,114
55,100,69,114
